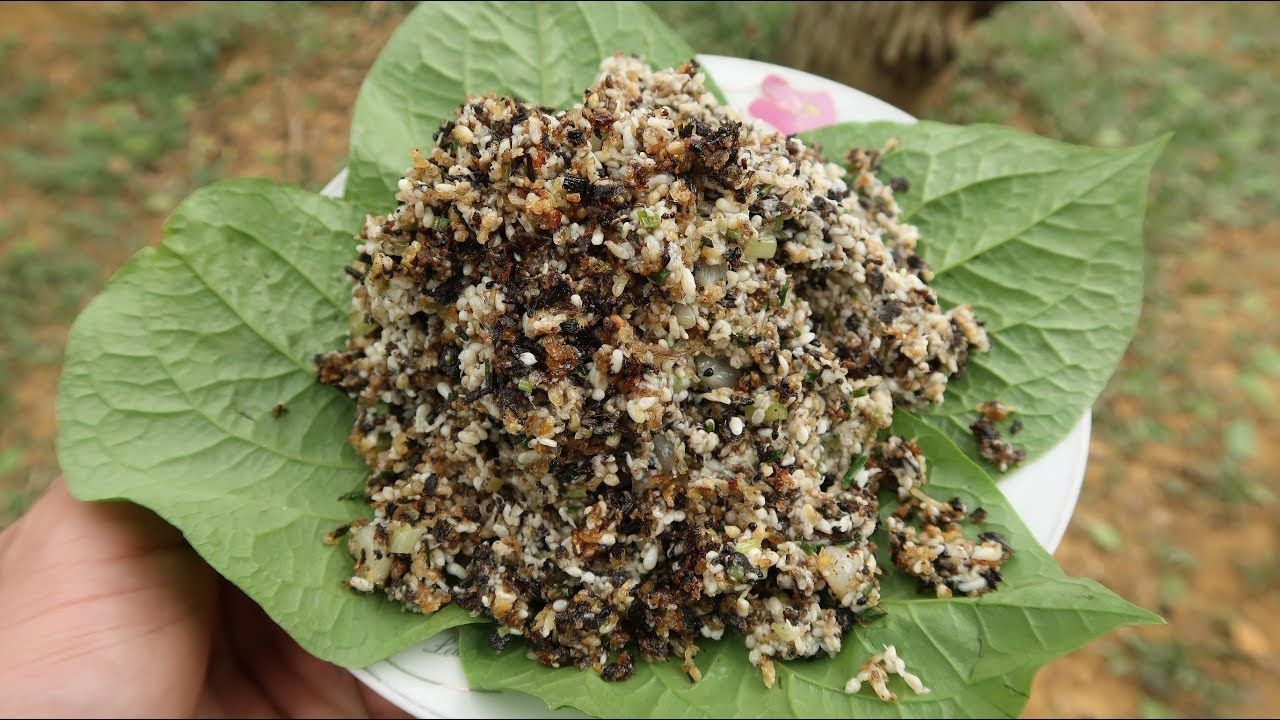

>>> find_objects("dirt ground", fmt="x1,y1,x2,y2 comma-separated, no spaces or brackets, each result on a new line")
1023,221,1280,717
1,2,1277,716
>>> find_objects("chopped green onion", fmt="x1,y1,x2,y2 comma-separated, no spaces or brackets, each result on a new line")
637,208,661,229
651,269,670,284
841,454,870,486
765,402,788,423
704,419,715,432
350,312,376,336
804,371,819,384
771,621,800,642
726,565,745,582
799,542,818,555
673,374,684,394
751,401,788,424
389,525,426,554
731,333,750,348
770,217,784,232
433,215,449,231
517,377,534,393
761,448,783,464
744,235,777,260
778,281,791,305
852,387,869,398
735,536,762,555
374,401,391,416
564,486,588,500
822,434,842,456
854,605,888,626
725,229,743,242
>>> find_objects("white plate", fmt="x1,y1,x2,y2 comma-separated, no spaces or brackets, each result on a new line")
321,54,1090,719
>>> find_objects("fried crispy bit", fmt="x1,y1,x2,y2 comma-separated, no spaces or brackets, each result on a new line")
970,417,1027,472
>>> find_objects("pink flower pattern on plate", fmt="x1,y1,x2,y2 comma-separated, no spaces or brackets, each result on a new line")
747,74,837,135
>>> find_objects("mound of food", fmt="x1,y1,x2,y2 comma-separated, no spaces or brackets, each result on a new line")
318,56,1004,684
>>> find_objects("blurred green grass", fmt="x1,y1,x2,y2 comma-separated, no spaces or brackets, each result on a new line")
650,1,793,59
0,4,259,373
0,2,399,523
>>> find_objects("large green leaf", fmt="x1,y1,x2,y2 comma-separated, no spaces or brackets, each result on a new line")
459,414,1160,718
345,1,711,210
55,179,485,667
801,122,1165,463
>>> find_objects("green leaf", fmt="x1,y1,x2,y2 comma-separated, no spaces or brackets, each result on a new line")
55,179,486,667
801,122,1165,463
459,414,1160,717
344,1,711,209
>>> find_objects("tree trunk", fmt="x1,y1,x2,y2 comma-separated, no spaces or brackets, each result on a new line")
778,1,1003,114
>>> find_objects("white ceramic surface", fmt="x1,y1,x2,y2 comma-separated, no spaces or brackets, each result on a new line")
321,53,1092,719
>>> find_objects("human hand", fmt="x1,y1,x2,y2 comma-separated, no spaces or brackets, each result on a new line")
0,480,405,718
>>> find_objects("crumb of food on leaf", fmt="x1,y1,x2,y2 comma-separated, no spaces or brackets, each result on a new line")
759,656,777,688
682,645,703,683
878,439,1014,598
970,402,1026,471
323,522,351,545
844,645,930,700
977,399,1014,422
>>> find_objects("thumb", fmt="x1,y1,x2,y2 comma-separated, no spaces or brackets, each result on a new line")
0,480,217,718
